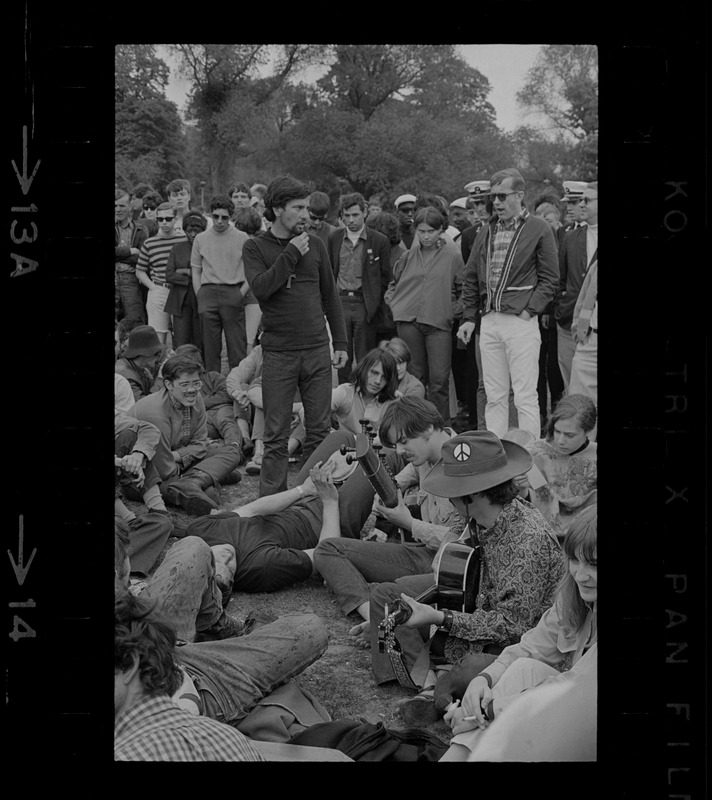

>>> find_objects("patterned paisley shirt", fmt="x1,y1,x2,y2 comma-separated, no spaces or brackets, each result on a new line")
114,694,265,762
445,497,565,662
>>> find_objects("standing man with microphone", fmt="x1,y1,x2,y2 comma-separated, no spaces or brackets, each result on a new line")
242,176,348,496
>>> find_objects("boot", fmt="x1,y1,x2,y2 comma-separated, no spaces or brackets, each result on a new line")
165,470,219,516
194,611,248,642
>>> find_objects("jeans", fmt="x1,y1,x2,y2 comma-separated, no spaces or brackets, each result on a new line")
338,295,376,384
198,283,246,373
141,536,223,642
396,321,452,424
176,613,329,726
480,312,541,439
116,270,146,323
206,405,243,447
260,344,332,496
556,323,577,391
314,538,434,616
538,319,564,426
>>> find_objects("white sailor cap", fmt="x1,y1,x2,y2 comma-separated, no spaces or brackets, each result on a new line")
464,180,490,198
449,197,469,210
562,181,588,201
394,194,416,208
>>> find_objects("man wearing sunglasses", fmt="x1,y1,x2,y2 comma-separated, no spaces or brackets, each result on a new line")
457,168,559,440
135,202,187,344
305,191,337,247
191,194,250,373
555,182,598,390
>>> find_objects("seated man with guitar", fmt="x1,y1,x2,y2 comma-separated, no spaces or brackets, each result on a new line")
368,431,565,724
313,396,466,640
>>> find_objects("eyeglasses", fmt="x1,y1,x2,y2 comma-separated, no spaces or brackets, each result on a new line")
580,196,597,205
308,212,325,221
212,213,231,221
156,216,174,222
175,380,203,390
488,191,521,202
143,204,157,211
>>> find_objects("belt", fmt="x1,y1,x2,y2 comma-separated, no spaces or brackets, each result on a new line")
152,280,165,287
339,290,363,297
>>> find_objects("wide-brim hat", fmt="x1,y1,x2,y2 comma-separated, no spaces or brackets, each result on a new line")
123,325,163,359
421,430,532,498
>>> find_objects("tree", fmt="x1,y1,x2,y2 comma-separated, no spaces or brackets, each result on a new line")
115,45,186,194
170,44,328,191
517,45,598,142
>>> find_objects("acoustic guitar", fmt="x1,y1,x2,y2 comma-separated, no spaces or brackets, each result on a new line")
377,538,481,690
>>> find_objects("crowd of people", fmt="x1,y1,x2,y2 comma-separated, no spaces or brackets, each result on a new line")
114,169,598,761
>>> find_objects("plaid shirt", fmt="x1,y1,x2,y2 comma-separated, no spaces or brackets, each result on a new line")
487,209,528,294
114,694,265,762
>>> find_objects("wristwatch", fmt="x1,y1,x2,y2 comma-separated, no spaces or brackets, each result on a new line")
439,608,454,633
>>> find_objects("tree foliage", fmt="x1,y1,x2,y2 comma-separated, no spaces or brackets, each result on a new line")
115,45,186,194
517,45,598,141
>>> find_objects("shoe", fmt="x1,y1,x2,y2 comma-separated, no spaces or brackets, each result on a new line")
245,456,262,476
165,477,219,516
396,689,439,725
194,612,247,642
219,469,243,486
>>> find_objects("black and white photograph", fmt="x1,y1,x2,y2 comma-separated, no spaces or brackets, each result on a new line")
5,6,707,790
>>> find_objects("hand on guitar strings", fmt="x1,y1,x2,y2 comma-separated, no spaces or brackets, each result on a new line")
374,488,412,531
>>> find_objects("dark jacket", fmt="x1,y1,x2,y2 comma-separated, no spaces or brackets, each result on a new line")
326,227,392,324
114,221,149,268
164,240,196,317
461,212,559,321
555,226,597,330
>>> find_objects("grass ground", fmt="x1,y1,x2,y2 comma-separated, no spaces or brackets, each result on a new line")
123,336,492,742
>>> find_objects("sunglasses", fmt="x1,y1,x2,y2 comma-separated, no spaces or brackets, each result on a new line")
212,213,231,221
308,212,325,221
488,191,520,202
143,204,157,211
156,215,174,222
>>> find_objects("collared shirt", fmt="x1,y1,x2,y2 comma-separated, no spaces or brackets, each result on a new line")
337,227,367,291
488,209,528,292
446,497,564,657
114,694,265,762
480,601,597,689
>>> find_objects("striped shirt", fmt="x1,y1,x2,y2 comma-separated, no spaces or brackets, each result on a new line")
114,694,265,762
137,232,187,286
